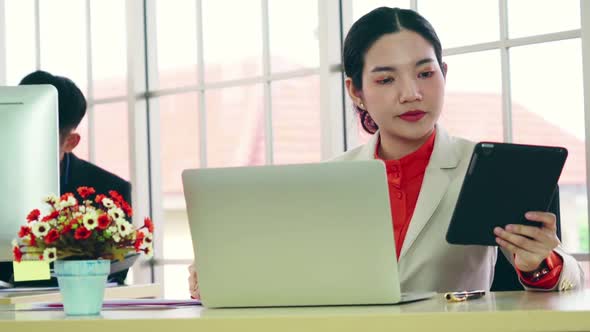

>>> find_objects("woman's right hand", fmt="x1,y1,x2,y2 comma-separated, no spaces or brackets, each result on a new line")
188,263,200,299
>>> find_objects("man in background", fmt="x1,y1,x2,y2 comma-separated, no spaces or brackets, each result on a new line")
20,70,131,204
0,71,132,286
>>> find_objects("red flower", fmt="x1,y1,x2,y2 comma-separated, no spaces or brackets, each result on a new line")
61,222,72,234
61,219,78,234
97,214,110,230
95,194,107,204
143,217,154,233
44,229,60,244
26,209,41,222
134,232,145,252
60,192,74,202
41,210,60,222
121,201,133,217
13,246,22,262
18,226,31,238
77,186,96,199
109,190,124,203
74,227,92,240
29,234,37,246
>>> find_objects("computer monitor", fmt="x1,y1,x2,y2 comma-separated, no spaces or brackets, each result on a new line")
0,85,59,261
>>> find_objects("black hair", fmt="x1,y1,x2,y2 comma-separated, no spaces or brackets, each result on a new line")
342,7,443,134
19,70,87,140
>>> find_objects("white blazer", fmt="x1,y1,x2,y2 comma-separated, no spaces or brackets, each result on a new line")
331,126,584,292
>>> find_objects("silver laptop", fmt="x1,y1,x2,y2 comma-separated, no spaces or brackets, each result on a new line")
182,160,434,308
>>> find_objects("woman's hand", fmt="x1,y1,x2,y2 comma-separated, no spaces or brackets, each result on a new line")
494,211,560,272
188,263,200,299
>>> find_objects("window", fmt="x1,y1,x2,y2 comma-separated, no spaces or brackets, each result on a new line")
3,0,588,294
511,40,587,253
440,50,503,142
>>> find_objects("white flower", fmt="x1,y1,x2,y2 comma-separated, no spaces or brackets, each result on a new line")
82,210,99,230
11,239,18,248
112,233,121,243
108,207,125,220
43,248,57,262
116,219,132,237
31,222,50,238
57,195,77,209
144,245,153,258
78,206,86,214
67,195,77,206
43,194,58,205
108,226,118,234
48,219,57,227
102,198,115,209
144,233,153,246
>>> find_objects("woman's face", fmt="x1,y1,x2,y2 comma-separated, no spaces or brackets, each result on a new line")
349,30,446,142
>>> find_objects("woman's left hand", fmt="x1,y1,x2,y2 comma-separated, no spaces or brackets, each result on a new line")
494,211,561,272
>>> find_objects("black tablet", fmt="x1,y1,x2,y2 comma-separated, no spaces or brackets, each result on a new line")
446,142,567,246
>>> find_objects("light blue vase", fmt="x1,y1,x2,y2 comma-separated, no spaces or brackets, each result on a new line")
54,260,110,316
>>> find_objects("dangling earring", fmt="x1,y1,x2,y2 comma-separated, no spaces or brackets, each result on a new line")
362,112,377,134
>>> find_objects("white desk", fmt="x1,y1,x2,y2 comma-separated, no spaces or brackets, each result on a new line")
1,290,590,332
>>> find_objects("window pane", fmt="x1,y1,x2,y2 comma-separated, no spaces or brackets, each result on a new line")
5,0,36,85
511,39,588,253
353,0,410,21
163,264,192,299
39,0,88,93
509,0,580,38
159,93,200,196
206,85,265,168
419,0,499,48
155,0,198,90
269,0,319,73
156,93,200,260
90,0,127,99
92,102,130,181
439,50,503,142
272,76,321,164
202,0,262,82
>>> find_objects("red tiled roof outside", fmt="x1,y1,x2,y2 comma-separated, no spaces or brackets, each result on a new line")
76,70,585,194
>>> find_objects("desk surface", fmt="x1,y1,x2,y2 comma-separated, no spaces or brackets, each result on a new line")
1,290,590,332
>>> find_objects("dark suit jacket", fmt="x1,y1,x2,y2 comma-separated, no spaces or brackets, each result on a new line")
61,153,132,205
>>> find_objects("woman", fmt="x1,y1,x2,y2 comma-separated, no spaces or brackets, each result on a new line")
189,7,583,297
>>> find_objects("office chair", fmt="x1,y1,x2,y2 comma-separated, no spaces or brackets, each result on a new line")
490,186,562,291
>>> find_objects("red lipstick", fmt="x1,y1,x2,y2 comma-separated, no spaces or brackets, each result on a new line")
399,110,426,122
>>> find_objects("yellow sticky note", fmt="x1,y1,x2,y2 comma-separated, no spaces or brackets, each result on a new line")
12,261,51,281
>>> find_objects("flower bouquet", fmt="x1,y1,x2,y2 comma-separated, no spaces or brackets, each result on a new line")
11,186,154,315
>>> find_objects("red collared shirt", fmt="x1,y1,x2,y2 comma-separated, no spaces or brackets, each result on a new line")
374,131,436,260
374,131,561,289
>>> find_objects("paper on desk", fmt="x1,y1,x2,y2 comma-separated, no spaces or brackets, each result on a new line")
0,286,59,293
27,299,201,310
45,299,201,309
2,299,201,312
12,261,50,281
0,282,118,293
